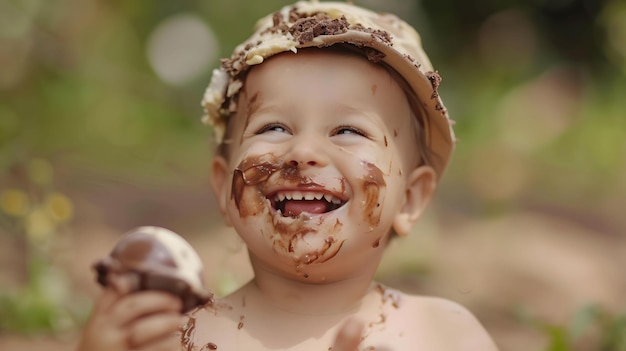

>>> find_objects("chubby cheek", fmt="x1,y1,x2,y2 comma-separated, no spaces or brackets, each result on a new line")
353,160,386,229
338,145,404,237
229,152,281,218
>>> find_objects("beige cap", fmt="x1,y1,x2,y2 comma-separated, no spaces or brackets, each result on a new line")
202,0,455,178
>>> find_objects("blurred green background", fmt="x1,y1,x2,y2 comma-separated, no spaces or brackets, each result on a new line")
1,0,625,350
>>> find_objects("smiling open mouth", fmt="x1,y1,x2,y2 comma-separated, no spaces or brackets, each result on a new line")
269,191,347,217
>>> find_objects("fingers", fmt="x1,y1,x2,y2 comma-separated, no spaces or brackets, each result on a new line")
78,292,184,351
92,273,138,315
92,287,123,315
79,314,183,351
76,314,127,351
126,313,185,347
112,291,183,327
332,318,364,351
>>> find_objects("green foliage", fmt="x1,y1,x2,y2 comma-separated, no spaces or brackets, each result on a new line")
518,305,626,351
0,158,88,334
0,258,88,334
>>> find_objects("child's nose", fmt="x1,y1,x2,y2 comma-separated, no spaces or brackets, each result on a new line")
285,136,329,168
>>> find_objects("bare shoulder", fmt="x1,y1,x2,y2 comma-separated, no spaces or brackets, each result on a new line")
399,293,499,351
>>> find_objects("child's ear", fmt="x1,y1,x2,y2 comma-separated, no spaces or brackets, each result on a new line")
210,155,232,227
392,165,437,236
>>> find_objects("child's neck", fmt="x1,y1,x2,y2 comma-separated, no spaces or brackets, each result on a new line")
248,264,378,316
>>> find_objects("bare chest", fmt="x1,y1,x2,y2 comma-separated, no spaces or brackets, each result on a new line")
180,302,429,351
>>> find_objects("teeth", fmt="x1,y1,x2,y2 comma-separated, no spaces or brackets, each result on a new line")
273,191,344,204
324,194,342,204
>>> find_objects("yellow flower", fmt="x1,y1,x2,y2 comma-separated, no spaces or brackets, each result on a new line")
0,188,30,217
45,192,74,223
26,207,54,243
28,158,54,185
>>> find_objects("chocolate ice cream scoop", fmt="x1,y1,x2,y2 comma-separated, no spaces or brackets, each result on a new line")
93,226,213,313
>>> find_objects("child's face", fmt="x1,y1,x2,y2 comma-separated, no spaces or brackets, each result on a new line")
211,49,435,281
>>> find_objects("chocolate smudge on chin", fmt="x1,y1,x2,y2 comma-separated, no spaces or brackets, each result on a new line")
290,235,344,265
317,238,344,263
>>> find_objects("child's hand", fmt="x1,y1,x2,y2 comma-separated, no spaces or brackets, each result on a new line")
77,275,184,351
331,318,365,351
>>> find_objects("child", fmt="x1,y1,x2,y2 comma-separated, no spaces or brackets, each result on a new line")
77,1,498,350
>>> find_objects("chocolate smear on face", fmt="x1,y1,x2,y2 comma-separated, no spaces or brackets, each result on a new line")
316,238,344,263
290,235,343,265
360,161,386,228
232,168,266,217
232,154,314,217
232,154,348,267
232,154,281,217
333,218,343,232
238,154,282,185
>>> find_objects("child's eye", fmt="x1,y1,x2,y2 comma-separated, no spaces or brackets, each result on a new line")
332,125,367,137
256,123,290,134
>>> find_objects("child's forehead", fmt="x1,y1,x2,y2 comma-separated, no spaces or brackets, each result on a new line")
243,49,394,99
245,47,389,84
237,50,414,133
